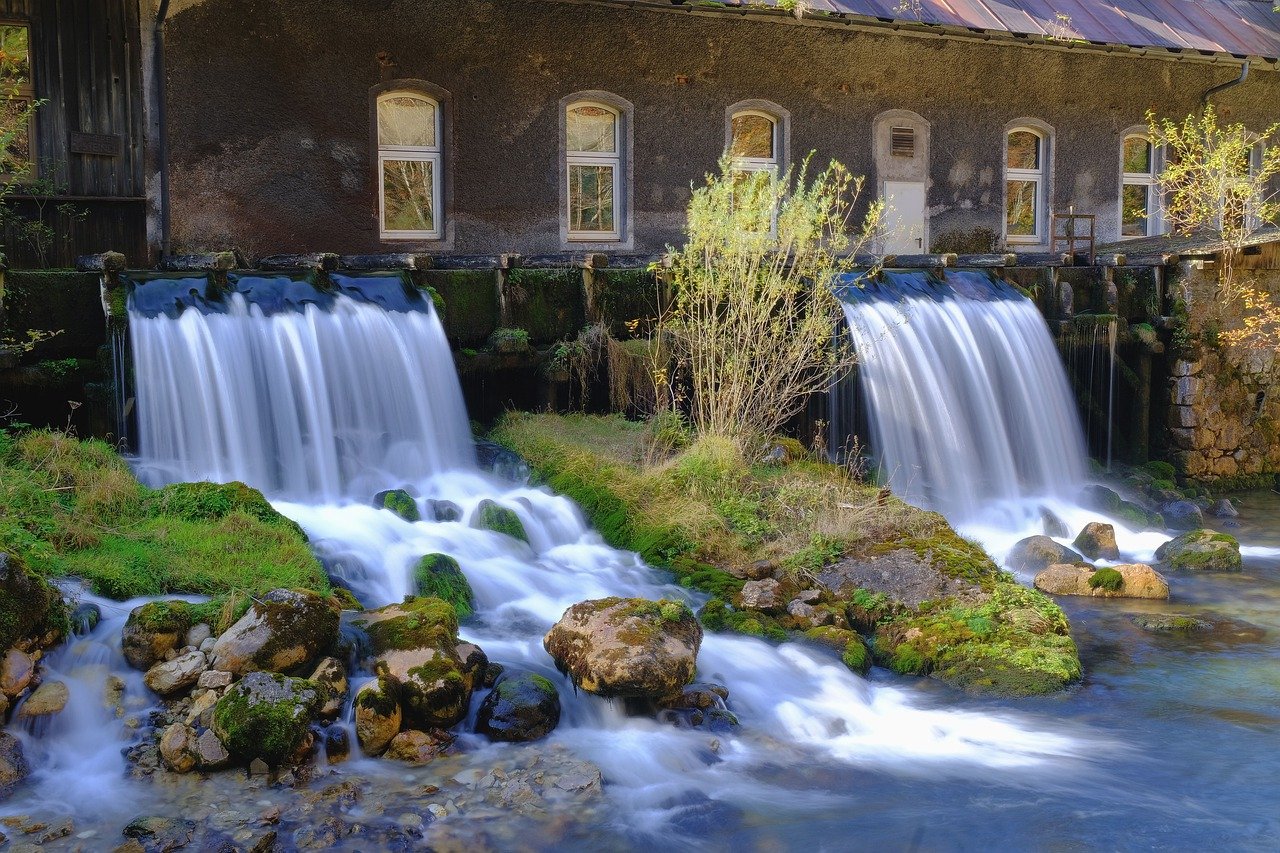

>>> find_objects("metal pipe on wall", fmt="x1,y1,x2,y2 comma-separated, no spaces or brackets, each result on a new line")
154,0,172,259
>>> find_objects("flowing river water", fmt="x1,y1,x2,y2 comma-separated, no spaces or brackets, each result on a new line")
0,273,1276,850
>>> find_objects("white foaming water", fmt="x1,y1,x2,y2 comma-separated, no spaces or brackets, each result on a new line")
131,291,473,500
838,271,1090,523
37,283,1096,828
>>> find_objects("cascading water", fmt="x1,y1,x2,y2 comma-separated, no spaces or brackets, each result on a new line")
3,272,1092,840
836,270,1091,523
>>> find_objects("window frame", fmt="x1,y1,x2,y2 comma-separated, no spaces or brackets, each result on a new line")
562,95,629,244
727,109,779,175
0,19,36,180
1004,124,1050,246
1120,132,1160,239
375,89,444,241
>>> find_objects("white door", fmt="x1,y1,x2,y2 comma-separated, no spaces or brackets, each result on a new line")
882,181,927,255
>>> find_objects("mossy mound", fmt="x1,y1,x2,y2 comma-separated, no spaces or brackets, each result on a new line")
0,430,327,600
1088,568,1124,591
413,554,474,619
360,596,459,655
474,500,528,543
211,671,325,766
374,489,420,523
0,551,67,651
803,626,871,676
698,598,787,642
1154,529,1242,571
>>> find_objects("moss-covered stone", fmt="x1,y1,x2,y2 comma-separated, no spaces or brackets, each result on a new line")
0,551,66,653
353,676,402,756
360,597,472,730
802,626,872,676
420,269,499,347
360,596,459,655
121,600,194,671
503,268,585,345
209,588,340,675
698,598,788,642
1154,529,1242,571
1088,568,1124,591
373,488,420,523
211,671,325,766
585,268,661,339
474,499,528,543
474,671,561,742
413,553,474,619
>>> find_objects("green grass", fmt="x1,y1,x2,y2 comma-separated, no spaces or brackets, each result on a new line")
0,429,328,601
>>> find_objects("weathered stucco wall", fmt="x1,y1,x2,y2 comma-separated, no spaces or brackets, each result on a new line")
1166,251,1280,485
162,0,1279,258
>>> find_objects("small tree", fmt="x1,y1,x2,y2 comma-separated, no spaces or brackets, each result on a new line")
659,155,881,447
1149,107,1280,348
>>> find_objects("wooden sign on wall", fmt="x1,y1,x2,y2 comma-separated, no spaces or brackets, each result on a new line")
68,131,122,157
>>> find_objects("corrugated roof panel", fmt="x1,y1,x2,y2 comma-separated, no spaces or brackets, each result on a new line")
673,0,1280,60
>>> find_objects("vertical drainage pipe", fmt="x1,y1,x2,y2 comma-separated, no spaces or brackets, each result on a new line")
154,0,172,260
1201,62,1250,110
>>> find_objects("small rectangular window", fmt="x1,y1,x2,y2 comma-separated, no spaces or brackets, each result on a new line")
566,102,622,241
890,126,915,158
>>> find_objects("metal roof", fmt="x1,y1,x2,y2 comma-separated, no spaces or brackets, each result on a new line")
1098,225,1280,257
634,0,1280,62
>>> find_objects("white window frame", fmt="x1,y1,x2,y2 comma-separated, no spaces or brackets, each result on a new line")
565,101,622,242
1005,127,1045,245
728,109,779,175
377,91,443,241
1120,133,1160,239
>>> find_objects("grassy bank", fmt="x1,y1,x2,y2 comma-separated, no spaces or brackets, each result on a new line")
494,412,1081,697
0,429,329,603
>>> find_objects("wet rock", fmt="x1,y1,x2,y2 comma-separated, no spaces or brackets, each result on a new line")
18,680,69,718
1161,500,1205,531
158,724,198,773
1078,485,1163,530
194,729,230,770
308,657,347,720
474,440,530,482
801,626,872,675
71,602,101,635
144,650,208,697
741,559,776,581
121,816,195,852
455,642,489,692
473,499,529,543
210,588,339,676
354,676,401,756
426,499,462,523
321,726,349,764
184,690,219,728
1130,613,1214,633
0,552,65,652
196,670,231,690
1154,529,1242,572
183,623,212,649
385,729,451,765
414,553,475,619
373,488,420,522
211,671,326,766
0,732,28,800
121,601,193,671
104,674,125,716
737,578,783,611
543,597,701,698
360,597,471,730
1209,498,1239,519
1033,563,1169,599
1006,536,1085,574
0,650,34,697
1040,507,1070,538
475,672,561,742
1073,522,1120,561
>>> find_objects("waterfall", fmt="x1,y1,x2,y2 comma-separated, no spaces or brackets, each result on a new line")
835,270,1090,521
128,272,474,500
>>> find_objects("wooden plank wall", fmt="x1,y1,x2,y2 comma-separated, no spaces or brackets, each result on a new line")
0,0,148,266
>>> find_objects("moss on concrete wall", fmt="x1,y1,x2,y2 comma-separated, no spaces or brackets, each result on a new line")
503,268,584,345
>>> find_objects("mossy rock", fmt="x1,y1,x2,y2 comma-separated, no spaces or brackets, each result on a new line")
360,596,459,655
374,489,420,523
473,499,528,543
474,672,561,742
353,675,402,756
211,671,325,766
121,599,195,671
1088,568,1124,591
802,626,871,676
698,598,788,642
413,554,474,619
1154,529,1242,572
0,552,66,652
1006,536,1084,575
360,597,471,730
1141,461,1177,482
209,588,340,675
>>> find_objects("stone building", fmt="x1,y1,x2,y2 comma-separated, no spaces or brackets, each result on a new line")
154,0,1280,261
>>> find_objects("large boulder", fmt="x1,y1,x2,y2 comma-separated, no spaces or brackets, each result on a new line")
211,671,326,766
354,676,402,756
0,552,66,652
121,600,194,671
543,598,702,699
210,588,339,676
1078,485,1163,530
1161,500,1205,531
1033,563,1169,599
144,650,208,697
1072,522,1120,561
1006,536,1085,574
474,672,561,742
1154,529,1243,572
413,554,475,619
0,732,28,800
359,597,472,730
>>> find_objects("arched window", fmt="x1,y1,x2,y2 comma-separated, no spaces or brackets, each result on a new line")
565,101,621,240
1121,134,1159,237
1005,127,1047,244
728,110,779,174
376,91,442,240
